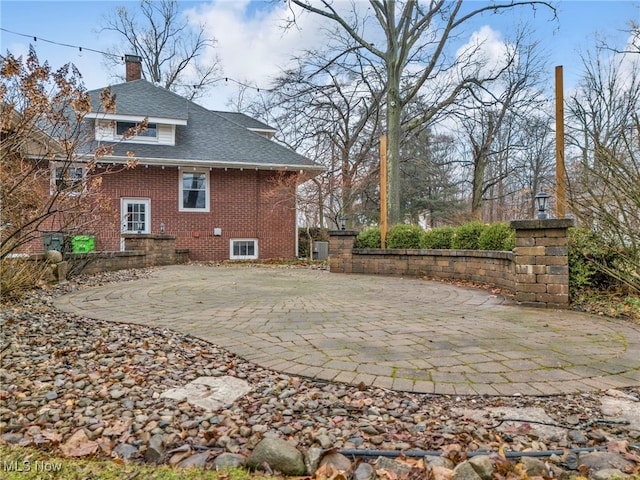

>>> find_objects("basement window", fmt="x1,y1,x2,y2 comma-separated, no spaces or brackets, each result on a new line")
230,239,258,260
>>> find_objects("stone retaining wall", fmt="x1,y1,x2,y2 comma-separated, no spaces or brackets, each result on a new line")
352,248,515,291
47,235,189,277
329,218,574,309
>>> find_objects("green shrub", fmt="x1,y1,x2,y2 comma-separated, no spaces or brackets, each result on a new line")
354,227,381,248
421,226,455,249
451,222,486,250
386,224,425,249
568,227,620,294
478,223,515,251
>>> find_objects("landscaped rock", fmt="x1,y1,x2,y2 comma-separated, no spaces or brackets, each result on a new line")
354,461,376,480
468,455,494,480
376,456,413,477
316,433,333,448
113,443,139,462
212,452,247,468
319,452,352,472
568,429,588,444
600,390,640,432
177,451,211,468
160,376,251,411
520,456,547,477
579,452,636,472
144,434,164,464
453,460,483,480
304,447,323,474
246,437,306,475
45,250,63,264
591,468,630,480
453,407,566,442
426,455,456,470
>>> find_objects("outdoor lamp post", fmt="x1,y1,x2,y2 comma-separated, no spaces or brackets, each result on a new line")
339,215,346,230
535,191,549,219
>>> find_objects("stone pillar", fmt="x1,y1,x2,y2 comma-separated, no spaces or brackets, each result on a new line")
510,218,575,309
328,230,358,274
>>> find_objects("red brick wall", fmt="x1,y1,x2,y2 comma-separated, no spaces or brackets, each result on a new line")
95,165,297,261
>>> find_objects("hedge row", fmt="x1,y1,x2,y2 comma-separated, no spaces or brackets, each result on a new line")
354,222,516,251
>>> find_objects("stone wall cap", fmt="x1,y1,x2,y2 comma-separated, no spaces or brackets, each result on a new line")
328,230,359,236
122,234,176,240
510,218,575,230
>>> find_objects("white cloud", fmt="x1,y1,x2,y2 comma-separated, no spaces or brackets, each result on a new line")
185,0,333,109
456,25,510,77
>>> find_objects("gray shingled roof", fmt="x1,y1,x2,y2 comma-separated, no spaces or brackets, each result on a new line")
89,80,189,121
85,80,320,170
212,111,276,132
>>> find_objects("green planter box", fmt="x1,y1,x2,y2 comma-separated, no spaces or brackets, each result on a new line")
71,235,95,253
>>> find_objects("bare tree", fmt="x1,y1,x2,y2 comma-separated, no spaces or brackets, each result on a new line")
1,48,137,298
100,0,221,100
0,48,143,257
509,114,555,218
449,33,548,221
245,46,384,228
567,45,640,292
600,20,640,56
287,0,556,225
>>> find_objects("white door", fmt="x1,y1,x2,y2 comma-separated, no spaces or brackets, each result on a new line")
121,198,150,251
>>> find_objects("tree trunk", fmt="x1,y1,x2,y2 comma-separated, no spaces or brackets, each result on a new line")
341,150,353,228
386,65,402,225
471,151,486,221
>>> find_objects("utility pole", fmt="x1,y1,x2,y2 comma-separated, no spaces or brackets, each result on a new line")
555,65,567,218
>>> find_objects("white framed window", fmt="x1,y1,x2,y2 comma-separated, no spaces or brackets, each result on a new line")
230,239,258,260
121,198,150,234
50,162,85,195
115,121,158,141
179,169,209,212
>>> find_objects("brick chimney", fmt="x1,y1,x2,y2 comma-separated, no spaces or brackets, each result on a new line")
125,54,142,82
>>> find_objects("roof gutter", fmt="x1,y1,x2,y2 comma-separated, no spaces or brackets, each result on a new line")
77,154,326,173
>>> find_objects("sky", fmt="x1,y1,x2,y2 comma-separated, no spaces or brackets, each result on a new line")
1,0,639,111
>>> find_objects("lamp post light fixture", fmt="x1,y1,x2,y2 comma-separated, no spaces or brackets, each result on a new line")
534,191,550,219
339,215,346,230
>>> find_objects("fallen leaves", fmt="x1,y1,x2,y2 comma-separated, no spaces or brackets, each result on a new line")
60,429,99,457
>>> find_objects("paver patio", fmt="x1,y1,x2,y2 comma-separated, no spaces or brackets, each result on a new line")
54,265,640,396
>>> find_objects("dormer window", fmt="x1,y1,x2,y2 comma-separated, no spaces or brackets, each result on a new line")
116,121,158,139
91,115,184,146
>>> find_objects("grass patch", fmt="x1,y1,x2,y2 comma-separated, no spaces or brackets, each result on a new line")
0,445,277,480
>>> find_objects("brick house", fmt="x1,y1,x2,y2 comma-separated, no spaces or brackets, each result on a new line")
73,55,322,261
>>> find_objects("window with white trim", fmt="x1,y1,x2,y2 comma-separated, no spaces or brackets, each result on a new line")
230,239,258,260
179,170,209,212
115,121,158,140
121,198,150,234
51,163,85,195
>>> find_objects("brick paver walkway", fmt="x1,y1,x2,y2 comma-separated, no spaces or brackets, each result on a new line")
54,265,640,395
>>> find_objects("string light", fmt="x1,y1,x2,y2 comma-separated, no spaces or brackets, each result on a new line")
1,27,122,60
1,27,275,94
